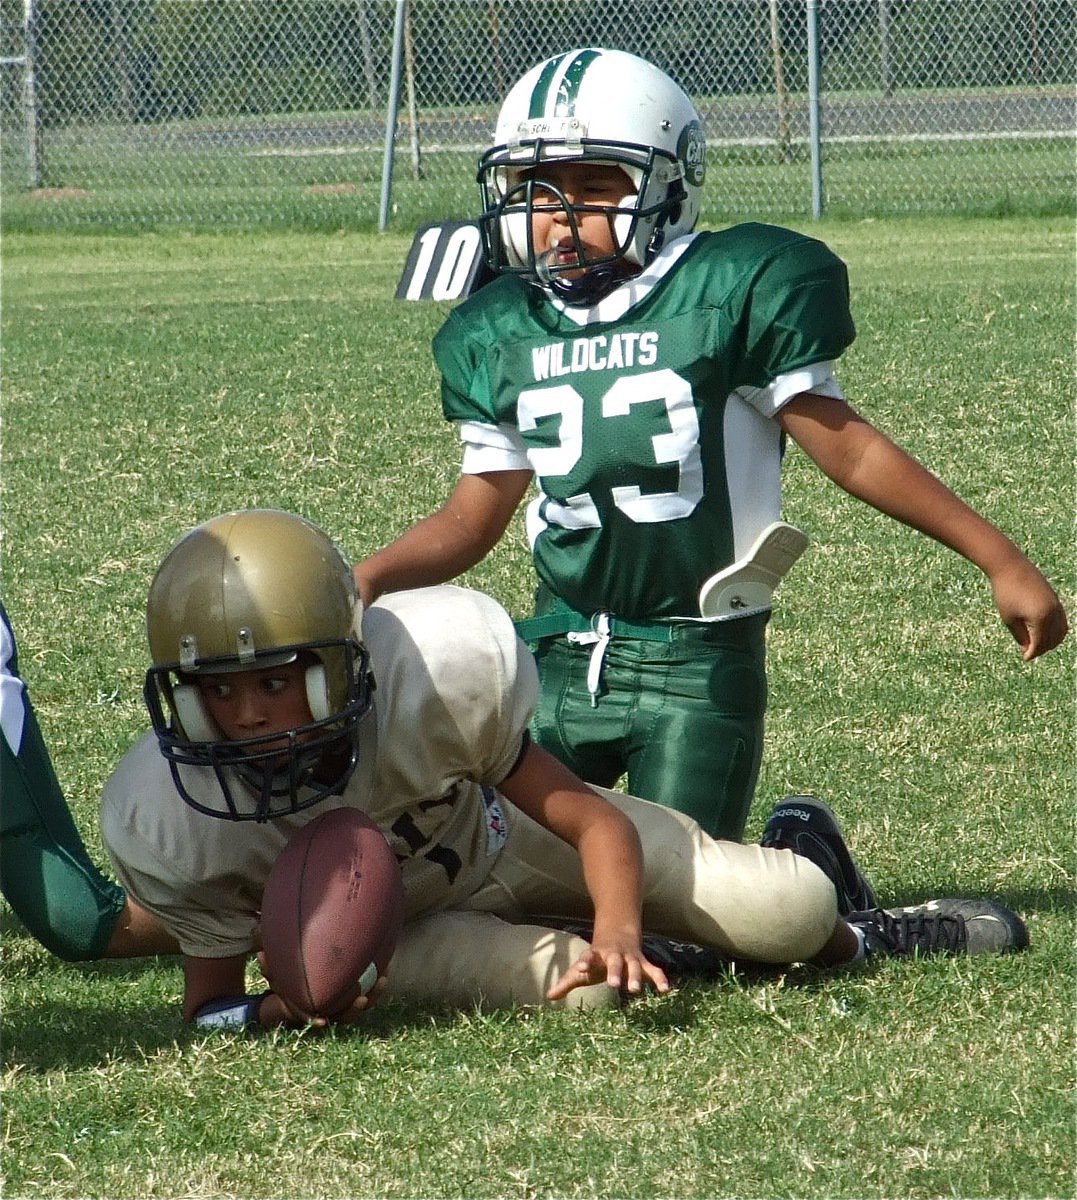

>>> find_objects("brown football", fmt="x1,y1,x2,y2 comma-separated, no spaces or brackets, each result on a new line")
261,806,404,1019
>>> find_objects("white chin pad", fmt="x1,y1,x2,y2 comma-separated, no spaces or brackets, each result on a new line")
173,684,221,743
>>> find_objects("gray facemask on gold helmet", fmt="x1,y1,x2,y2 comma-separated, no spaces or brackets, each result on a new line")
143,509,373,821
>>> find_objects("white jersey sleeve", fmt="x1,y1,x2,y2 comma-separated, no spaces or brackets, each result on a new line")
100,732,296,957
362,585,538,801
733,361,844,419
457,419,531,474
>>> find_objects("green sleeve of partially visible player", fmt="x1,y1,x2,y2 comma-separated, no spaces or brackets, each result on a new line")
1,604,125,961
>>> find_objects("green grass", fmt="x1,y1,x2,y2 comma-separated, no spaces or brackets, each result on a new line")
1,217,1074,1198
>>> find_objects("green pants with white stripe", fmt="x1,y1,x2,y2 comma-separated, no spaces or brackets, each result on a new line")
529,614,768,842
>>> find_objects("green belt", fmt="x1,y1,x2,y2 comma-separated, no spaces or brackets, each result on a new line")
514,609,769,645
514,609,681,644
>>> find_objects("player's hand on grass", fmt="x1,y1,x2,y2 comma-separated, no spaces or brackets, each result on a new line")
989,555,1068,660
319,976,388,1026
546,931,671,1001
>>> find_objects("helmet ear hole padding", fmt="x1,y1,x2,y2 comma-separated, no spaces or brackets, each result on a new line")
172,664,331,742
173,684,221,743
305,663,330,722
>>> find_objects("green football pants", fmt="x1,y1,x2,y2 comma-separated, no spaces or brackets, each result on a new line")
1,605,125,960
530,615,768,842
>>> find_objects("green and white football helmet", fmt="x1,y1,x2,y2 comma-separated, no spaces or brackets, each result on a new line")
478,48,706,303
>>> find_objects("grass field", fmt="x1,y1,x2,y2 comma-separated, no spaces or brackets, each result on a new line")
1,216,1074,1198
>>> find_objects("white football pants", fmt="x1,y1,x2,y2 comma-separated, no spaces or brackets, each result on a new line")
383,788,837,1011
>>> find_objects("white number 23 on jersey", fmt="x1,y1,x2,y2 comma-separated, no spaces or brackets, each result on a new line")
517,369,704,528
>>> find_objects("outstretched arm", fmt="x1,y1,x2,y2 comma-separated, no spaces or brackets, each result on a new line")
779,393,1068,660
497,742,671,1001
353,469,532,609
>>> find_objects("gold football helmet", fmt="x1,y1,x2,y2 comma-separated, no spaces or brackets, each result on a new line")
144,509,372,821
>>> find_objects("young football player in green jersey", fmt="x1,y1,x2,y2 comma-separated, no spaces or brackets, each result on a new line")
355,48,1067,841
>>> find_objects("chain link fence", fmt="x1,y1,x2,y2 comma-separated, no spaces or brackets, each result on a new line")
1,0,1072,232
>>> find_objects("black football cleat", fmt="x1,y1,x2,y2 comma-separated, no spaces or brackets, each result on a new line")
761,794,877,916
638,932,732,981
538,919,732,982
848,898,1029,958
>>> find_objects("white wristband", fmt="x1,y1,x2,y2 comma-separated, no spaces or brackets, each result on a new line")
193,992,267,1030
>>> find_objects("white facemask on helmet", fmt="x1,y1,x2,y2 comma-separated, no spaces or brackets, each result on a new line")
478,48,706,304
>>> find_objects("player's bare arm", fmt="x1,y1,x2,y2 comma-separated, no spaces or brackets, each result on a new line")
779,392,1068,660
353,469,531,607
497,741,671,1000
104,898,180,958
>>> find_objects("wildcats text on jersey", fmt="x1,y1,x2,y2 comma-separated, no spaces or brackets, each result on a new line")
531,331,659,381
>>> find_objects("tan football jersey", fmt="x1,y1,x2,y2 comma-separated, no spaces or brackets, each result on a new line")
101,586,536,958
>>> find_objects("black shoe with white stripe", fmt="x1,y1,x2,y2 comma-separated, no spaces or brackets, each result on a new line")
539,919,732,982
760,795,877,916
638,932,732,981
849,898,1029,958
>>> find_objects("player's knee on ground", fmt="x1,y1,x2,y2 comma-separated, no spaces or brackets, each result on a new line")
0,825,125,961
738,847,839,963
383,911,616,1011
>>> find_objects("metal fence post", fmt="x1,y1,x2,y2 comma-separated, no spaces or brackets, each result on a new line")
22,0,39,188
878,0,893,97
378,0,407,232
807,0,823,218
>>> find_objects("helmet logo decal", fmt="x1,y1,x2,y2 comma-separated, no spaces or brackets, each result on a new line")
529,48,601,119
678,120,707,188
528,52,567,118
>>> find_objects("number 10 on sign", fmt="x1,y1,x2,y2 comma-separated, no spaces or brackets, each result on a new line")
395,221,490,301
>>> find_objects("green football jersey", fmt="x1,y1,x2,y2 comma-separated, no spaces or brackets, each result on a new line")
435,223,855,620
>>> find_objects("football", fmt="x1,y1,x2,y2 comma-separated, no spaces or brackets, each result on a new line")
260,806,404,1019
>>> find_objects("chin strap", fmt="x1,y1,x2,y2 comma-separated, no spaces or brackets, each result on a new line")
539,225,668,307
546,265,627,306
